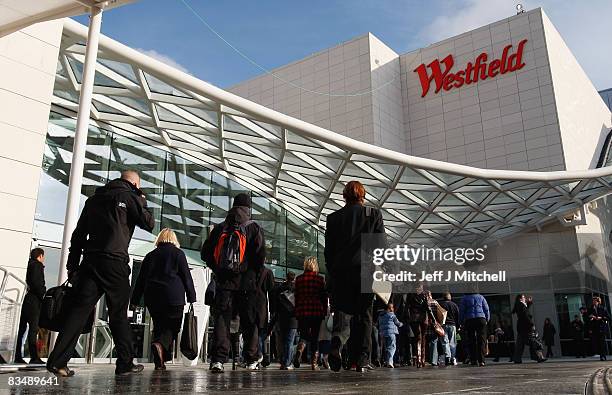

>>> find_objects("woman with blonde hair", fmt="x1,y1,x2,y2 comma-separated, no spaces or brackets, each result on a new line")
131,228,196,370
294,256,327,370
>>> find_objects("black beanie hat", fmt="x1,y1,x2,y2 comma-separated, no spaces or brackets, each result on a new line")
232,193,251,208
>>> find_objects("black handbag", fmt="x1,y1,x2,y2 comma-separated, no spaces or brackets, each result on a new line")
39,281,70,332
180,303,198,360
39,280,94,334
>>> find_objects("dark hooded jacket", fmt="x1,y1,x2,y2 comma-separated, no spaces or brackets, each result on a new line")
324,204,385,314
67,178,155,272
200,206,266,291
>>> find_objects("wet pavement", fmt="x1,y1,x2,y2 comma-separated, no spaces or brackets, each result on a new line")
0,358,610,394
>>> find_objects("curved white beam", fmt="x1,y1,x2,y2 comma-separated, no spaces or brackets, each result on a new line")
61,18,612,182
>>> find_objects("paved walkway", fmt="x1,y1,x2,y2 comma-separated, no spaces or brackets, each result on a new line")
0,358,610,394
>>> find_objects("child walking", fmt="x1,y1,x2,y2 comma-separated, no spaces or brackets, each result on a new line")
378,303,403,368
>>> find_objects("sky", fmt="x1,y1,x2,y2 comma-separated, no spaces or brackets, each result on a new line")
73,0,612,90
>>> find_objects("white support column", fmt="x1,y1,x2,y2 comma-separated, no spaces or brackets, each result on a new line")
57,6,103,286
47,7,104,350
51,6,103,352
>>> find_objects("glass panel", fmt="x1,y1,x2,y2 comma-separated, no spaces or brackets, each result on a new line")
36,113,112,224
143,72,189,97
98,58,139,83
252,193,285,267
162,154,213,250
286,212,317,271
67,57,123,88
109,133,167,241
209,173,251,226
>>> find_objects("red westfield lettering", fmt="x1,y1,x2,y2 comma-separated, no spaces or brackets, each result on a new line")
413,39,528,97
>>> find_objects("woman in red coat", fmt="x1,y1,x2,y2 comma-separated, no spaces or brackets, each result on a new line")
294,257,327,370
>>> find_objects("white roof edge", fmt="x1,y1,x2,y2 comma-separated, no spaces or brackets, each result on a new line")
62,18,612,183
0,1,137,39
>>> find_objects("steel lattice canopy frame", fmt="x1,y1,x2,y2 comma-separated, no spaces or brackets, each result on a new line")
52,18,612,246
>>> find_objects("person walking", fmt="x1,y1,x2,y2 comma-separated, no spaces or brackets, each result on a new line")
15,248,46,365
425,291,446,366
587,296,609,361
324,180,386,373
571,314,586,358
391,293,413,366
542,318,556,358
512,294,546,363
201,193,266,373
270,271,298,370
580,306,591,355
459,292,490,367
491,322,505,362
439,292,459,365
47,170,155,377
130,228,196,370
407,285,429,368
294,257,327,370
378,303,403,368
249,266,274,368
318,308,333,369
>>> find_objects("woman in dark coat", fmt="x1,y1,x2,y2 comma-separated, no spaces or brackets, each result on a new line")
294,257,327,370
131,228,196,370
512,294,546,363
542,318,556,358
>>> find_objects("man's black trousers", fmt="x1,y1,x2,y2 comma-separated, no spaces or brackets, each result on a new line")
48,258,134,369
331,293,373,367
465,317,487,364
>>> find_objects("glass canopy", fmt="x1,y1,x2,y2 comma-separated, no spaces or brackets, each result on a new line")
51,18,612,249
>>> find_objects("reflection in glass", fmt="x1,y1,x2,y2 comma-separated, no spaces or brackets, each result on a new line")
37,112,324,279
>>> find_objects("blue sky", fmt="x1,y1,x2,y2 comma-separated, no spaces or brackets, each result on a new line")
73,0,612,90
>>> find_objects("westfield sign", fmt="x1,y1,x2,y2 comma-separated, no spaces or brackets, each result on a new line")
413,39,528,97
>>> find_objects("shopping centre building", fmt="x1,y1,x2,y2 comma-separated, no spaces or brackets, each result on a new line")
0,3,611,362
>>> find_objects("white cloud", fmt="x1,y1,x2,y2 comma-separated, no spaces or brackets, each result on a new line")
415,0,612,90
135,48,191,75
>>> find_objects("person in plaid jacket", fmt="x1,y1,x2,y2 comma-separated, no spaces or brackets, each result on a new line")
294,257,328,370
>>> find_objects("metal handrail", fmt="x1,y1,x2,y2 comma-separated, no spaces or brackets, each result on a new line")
0,266,27,315
0,266,27,362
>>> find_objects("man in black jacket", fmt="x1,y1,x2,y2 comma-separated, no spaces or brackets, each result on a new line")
15,248,46,364
439,292,460,365
201,193,266,373
324,180,386,372
47,171,155,377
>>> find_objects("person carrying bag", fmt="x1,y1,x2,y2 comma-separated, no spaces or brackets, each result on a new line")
180,303,198,360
